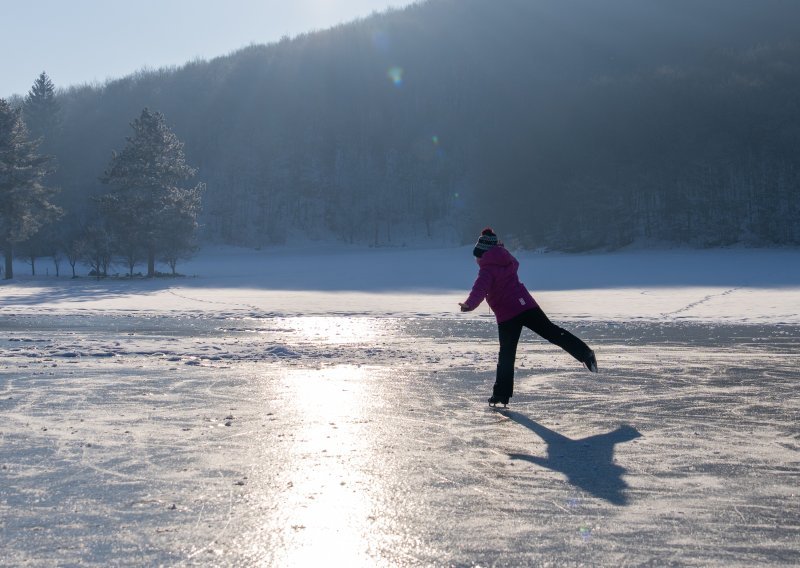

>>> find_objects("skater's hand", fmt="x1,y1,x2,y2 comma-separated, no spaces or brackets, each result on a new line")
459,302,472,312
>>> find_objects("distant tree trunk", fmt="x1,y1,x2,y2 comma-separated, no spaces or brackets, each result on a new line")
147,249,155,277
4,247,13,279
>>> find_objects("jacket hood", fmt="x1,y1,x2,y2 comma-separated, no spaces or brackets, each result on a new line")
478,245,514,267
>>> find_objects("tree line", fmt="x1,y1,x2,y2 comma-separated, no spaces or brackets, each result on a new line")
0,73,203,279
3,0,800,261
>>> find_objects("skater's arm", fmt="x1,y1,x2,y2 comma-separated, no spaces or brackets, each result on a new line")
460,267,492,312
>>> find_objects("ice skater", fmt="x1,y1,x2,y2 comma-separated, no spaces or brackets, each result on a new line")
459,228,598,407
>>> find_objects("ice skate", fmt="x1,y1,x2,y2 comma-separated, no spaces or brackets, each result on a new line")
488,395,509,407
585,349,598,373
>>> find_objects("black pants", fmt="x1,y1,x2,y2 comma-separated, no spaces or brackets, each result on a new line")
493,307,591,400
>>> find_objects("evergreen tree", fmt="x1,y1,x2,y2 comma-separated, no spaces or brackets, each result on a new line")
22,72,61,146
0,98,60,279
160,185,203,275
101,108,203,277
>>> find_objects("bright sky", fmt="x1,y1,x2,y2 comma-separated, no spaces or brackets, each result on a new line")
1,0,417,98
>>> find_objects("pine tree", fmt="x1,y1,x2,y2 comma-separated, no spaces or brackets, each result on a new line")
22,72,61,145
0,98,60,279
160,185,203,275
101,108,203,277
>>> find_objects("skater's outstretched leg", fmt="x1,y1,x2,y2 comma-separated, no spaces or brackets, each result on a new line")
522,307,597,371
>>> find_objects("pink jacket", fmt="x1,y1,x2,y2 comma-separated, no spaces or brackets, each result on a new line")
463,246,538,323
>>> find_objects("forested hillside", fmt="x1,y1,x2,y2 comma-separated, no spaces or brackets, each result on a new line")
23,0,800,249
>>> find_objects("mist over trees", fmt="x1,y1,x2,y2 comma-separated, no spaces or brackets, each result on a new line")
11,0,800,252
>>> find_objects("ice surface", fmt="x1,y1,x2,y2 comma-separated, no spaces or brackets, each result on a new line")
1,247,799,565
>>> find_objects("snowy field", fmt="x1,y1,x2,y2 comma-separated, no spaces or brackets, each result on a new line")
1,246,799,566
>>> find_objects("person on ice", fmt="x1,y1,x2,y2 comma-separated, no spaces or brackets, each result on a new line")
459,228,598,407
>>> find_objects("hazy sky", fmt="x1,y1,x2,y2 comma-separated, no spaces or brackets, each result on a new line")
1,0,417,98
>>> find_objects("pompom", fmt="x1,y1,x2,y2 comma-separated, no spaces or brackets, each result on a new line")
481,227,495,236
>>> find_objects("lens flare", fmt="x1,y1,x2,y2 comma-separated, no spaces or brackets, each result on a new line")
579,526,592,542
387,67,404,86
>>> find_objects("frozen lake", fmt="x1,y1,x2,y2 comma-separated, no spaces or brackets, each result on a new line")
1,313,798,566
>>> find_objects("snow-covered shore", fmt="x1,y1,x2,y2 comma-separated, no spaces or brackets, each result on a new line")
2,245,799,324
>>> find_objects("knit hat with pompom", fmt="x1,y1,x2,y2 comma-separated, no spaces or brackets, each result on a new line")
473,227,499,258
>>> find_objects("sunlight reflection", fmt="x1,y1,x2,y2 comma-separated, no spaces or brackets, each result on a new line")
287,316,385,345
271,365,384,567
